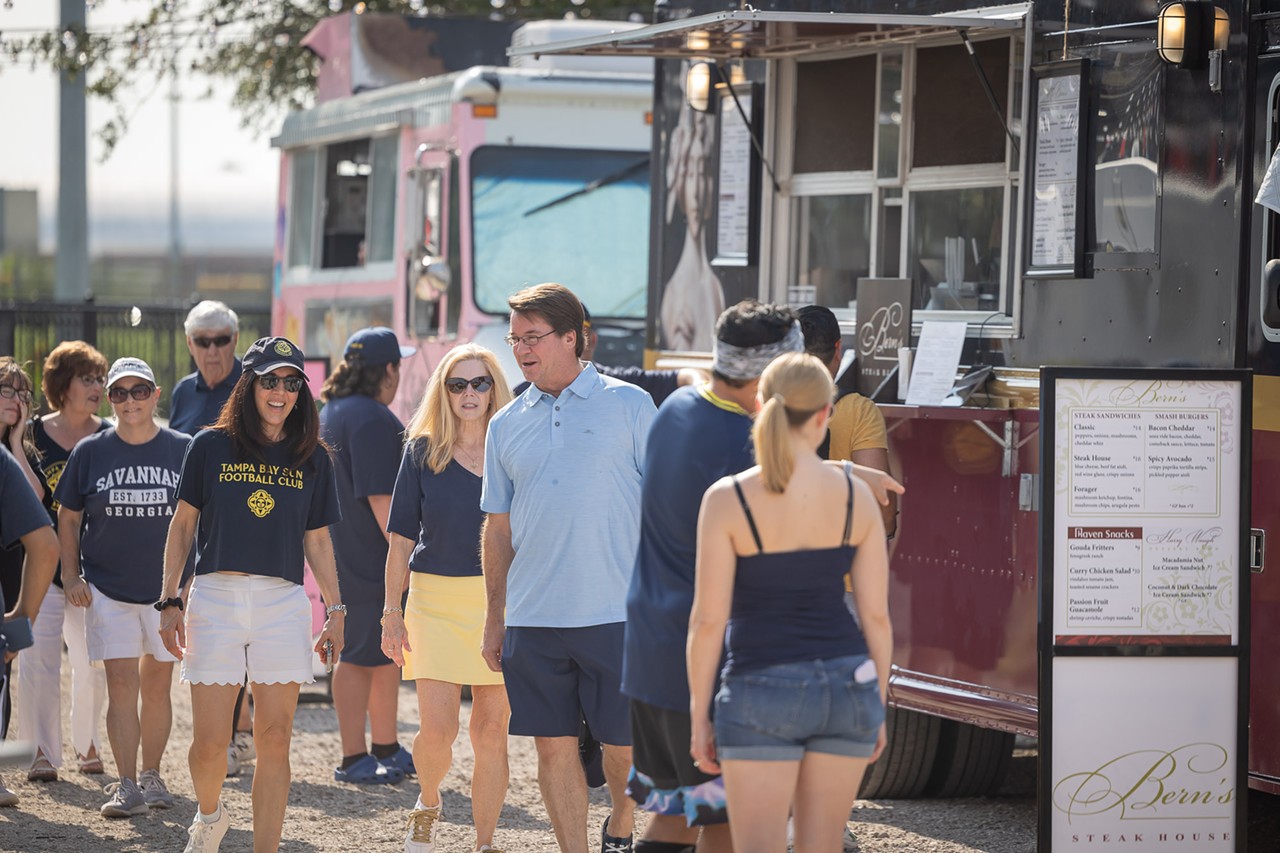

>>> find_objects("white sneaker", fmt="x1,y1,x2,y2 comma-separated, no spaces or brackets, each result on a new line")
0,775,16,807
184,803,231,853
404,804,442,852
226,732,254,777
139,768,174,809
101,778,149,818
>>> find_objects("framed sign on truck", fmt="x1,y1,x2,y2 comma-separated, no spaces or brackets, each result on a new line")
1025,60,1090,279
1039,367,1251,852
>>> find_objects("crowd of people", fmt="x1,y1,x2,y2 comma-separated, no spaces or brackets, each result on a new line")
0,287,902,853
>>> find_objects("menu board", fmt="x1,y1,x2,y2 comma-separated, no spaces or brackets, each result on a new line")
1039,368,1249,853
1051,376,1243,643
855,278,913,397
1026,62,1087,277
715,88,754,264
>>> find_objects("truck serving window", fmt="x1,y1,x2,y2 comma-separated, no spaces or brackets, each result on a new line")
470,146,650,319
785,37,1016,317
315,135,398,269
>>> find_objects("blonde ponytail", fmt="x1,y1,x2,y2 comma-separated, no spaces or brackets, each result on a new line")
753,393,793,493
752,353,836,493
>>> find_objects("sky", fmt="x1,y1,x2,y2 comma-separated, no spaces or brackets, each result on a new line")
0,1,281,254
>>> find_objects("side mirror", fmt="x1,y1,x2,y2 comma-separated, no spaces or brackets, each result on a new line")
1266,259,1280,329
415,255,451,302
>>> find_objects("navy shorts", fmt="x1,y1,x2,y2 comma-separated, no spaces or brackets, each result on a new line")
338,599,393,667
714,655,884,761
502,623,631,745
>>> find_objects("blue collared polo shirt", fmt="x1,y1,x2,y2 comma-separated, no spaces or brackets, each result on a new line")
481,362,656,628
169,358,243,436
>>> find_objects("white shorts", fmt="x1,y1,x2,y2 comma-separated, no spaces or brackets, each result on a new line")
180,573,314,686
85,583,177,663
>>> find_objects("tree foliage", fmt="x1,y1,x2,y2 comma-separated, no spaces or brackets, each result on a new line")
1,0,646,156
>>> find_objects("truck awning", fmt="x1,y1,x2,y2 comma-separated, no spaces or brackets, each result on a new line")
506,5,1028,61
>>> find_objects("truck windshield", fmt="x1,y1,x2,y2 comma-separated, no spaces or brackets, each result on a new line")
471,146,650,319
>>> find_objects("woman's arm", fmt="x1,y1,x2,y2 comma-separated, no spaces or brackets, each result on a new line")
380,532,415,667
157,500,199,659
57,506,92,608
686,482,739,775
848,477,893,762
304,526,345,665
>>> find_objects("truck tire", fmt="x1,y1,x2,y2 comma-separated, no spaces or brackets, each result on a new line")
857,707,943,799
923,720,1015,798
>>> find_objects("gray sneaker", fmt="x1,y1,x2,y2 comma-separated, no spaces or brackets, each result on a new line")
139,768,174,809
101,778,149,818
184,803,231,853
226,732,255,777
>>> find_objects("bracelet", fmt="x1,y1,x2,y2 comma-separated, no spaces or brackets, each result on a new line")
325,604,347,617
382,607,403,616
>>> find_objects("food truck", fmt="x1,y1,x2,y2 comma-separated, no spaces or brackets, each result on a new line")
513,0,1280,798
271,15,654,419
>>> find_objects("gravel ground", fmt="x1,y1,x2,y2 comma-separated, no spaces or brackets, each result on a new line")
0,668,1277,852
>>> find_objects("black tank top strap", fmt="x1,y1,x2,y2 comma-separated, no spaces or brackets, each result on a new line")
841,461,855,546
731,475,765,554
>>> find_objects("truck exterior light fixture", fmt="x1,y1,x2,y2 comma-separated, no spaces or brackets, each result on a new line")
1158,1,1222,69
686,61,719,113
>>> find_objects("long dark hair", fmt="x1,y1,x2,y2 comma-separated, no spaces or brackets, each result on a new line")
212,369,323,467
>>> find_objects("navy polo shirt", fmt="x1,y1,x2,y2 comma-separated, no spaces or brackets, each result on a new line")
176,429,341,585
320,394,404,601
169,359,243,436
388,439,485,577
54,427,193,604
621,385,756,711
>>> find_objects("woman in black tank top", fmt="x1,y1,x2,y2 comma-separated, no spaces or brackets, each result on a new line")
688,353,895,853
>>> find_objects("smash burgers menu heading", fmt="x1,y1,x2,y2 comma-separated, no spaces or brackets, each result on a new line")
1053,378,1241,644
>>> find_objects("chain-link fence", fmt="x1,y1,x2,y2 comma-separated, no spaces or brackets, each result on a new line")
0,301,271,420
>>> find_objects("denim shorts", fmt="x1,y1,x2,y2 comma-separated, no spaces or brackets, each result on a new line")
713,655,884,761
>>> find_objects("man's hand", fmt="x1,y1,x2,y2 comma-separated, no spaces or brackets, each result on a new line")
481,615,505,672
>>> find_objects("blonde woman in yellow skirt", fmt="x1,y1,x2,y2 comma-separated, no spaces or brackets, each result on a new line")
381,344,513,853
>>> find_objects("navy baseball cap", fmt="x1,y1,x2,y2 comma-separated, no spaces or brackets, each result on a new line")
243,336,307,378
344,327,416,366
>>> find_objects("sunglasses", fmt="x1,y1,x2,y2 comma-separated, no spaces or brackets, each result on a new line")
445,376,494,394
192,335,233,349
108,384,156,404
0,384,32,403
257,375,305,393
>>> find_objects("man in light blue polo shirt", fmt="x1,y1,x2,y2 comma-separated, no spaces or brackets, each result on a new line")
481,283,655,853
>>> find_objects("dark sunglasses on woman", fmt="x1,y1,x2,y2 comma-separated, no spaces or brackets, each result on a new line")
107,384,156,404
445,377,494,394
258,375,305,393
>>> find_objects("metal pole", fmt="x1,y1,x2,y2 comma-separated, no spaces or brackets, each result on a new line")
168,10,182,298
56,0,89,303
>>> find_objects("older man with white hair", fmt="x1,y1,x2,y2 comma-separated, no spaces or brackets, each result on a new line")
169,301,242,437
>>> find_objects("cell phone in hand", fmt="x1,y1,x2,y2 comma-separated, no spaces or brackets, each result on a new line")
0,617,34,653
323,640,334,672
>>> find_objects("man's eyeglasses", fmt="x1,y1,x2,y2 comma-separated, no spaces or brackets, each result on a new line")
0,385,32,403
107,384,156,404
78,374,105,387
258,375,305,393
503,330,558,349
192,335,233,349
445,376,494,394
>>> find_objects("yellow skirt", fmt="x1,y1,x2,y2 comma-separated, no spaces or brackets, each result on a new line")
402,572,504,686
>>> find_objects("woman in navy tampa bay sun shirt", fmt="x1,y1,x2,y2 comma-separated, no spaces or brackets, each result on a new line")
158,336,345,852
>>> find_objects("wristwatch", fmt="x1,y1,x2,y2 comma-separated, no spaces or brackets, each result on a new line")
325,604,348,617
154,596,184,613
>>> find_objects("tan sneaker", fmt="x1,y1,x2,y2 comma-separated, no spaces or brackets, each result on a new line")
404,804,442,852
